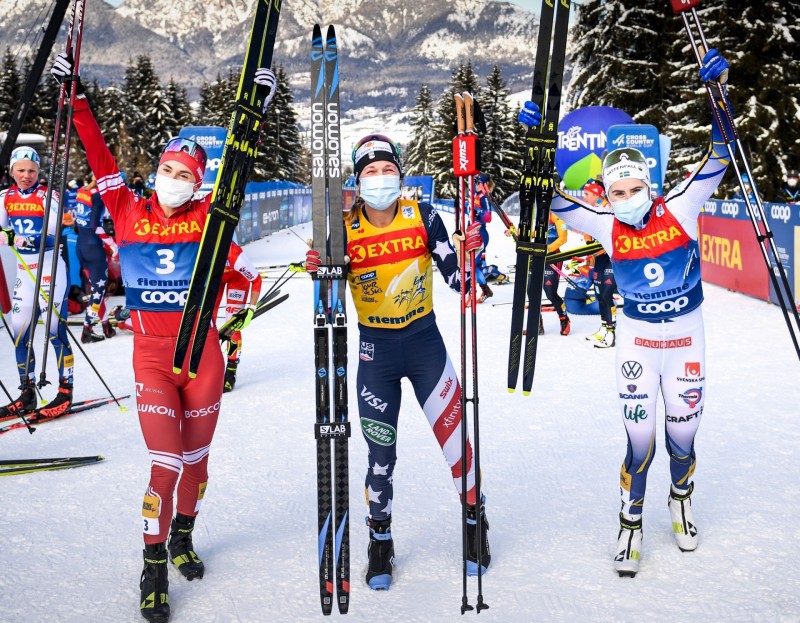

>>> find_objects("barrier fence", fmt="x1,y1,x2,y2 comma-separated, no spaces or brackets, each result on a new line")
699,199,799,306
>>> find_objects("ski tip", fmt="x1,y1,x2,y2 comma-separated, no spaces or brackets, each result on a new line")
172,366,182,375
507,387,516,394
326,24,336,39
522,390,531,397
188,371,198,380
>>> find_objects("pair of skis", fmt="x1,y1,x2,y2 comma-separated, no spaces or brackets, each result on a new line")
0,394,131,435
507,0,571,395
0,455,104,477
310,24,350,616
453,92,489,613
172,0,282,377
669,0,800,361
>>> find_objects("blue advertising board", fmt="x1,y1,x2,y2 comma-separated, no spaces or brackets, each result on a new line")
178,126,228,193
606,124,668,196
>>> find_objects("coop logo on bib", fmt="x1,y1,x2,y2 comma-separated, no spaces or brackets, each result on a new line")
361,418,397,446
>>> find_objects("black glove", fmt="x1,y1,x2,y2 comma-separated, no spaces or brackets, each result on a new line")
50,52,85,95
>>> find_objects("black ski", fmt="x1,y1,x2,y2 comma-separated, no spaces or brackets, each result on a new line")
508,0,570,395
311,23,350,616
217,291,289,340
173,0,282,377
0,455,104,477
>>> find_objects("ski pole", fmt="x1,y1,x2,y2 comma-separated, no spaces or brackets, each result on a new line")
670,0,800,361
24,0,88,387
453,92,474,615
11,248,127,411
463,92,488,614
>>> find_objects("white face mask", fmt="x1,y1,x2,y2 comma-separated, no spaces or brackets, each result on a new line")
610,187,652,227
154,174,196,208
359,175,401,211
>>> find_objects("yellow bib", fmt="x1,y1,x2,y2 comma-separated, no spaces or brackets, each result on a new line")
346,200,433,329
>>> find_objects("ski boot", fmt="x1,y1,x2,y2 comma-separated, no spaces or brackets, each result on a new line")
102,320,117,338
366,517,394,590
140,542,170,622
223,361,238,394
478,284,493,304
614,513,643,578
81,322,105,344
495,272,509,285
466,498,491,576
559,314,571,336
0,379,37,418
586,322,607,342
668,482,698,552
37,381,73,419
168,513,205,580
595,325,616,349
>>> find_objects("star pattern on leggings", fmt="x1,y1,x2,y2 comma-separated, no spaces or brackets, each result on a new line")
367,484,382,504
371,462,389,476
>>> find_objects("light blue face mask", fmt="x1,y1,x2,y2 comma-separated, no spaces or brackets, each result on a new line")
610,187,652,227
359,175,401,211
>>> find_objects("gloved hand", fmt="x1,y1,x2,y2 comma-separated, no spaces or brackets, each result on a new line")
465,222,483,254
228,305,255,332
50,52,85,95
14,235,34,249
517,100,542,128
305,248,322,273
0,229,11,246
106,240,119,258
699,48,729,84
255,67,277,112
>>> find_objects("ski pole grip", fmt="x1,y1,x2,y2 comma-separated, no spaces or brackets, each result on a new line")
669,0,700,13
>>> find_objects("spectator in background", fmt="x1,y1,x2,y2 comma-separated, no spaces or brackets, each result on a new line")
131,171,146,197
779,169,799,204
64,179,80,212
72,173,119,343
582,179,617,348
732,173,756,203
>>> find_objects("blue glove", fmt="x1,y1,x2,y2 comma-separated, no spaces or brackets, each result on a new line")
699,48,729,83
517,101,542,128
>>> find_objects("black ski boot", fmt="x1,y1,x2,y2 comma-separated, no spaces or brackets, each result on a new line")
366,517,394,590
466,499,491,576
102,320,116,338
140,542,170,622
81,322,105,344
223,361,238,394
37,381,72,419
0,379,37,418
168,513,205,580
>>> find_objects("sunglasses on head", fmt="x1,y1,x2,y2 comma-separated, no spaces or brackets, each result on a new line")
162,137,208,168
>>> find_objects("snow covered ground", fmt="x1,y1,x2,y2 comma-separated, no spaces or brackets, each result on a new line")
2,214,799,623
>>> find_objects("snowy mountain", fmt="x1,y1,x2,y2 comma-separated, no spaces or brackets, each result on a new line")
0,0,537,110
